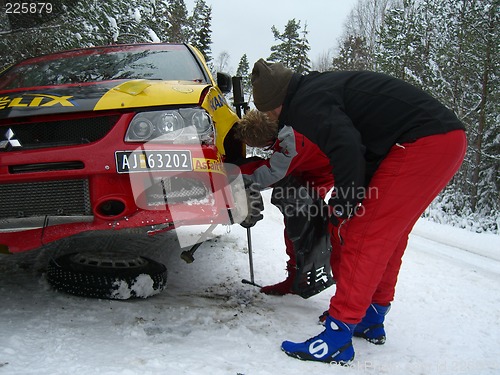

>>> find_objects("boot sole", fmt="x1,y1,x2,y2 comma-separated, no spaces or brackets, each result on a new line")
281,347,354,366
353,332,386,345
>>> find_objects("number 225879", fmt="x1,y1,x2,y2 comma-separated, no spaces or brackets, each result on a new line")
5,2,53,14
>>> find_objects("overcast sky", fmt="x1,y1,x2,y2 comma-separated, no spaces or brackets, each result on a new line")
185,0,358,73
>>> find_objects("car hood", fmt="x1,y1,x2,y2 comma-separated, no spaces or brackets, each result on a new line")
0,80,210,120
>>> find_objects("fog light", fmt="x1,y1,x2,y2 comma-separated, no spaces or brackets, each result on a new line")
96,199,126,217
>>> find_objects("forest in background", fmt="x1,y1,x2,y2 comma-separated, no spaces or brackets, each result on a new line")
1,0,498,233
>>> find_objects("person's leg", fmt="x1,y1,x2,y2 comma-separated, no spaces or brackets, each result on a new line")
330,221,341,281
329,130,466,324
371,221,413,305
352,194,446,344
283,130,466,362
326,219,410,343
260,226,296,295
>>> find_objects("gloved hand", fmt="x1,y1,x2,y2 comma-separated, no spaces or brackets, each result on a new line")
328,197,362,226
240,180,264,228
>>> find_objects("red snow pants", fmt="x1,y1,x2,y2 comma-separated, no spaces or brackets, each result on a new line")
329,130,467,324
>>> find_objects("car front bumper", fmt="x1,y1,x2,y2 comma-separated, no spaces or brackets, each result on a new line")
0,113,239,254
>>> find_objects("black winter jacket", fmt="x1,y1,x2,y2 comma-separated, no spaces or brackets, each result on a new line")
279,71,465,213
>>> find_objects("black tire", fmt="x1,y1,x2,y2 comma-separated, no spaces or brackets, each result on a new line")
47,251,167,300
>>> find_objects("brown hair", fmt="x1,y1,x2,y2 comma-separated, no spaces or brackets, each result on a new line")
235,110,279,148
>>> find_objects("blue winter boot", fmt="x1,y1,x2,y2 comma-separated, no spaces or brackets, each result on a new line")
281,315,355,365
353,303,391,345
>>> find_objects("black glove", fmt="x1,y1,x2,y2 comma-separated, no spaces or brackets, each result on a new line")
240,180,264,228
328,196,362,226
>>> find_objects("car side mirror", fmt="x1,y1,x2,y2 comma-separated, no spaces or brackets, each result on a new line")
217,72,232,93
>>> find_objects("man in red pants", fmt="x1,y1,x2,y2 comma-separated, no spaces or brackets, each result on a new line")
251,59,467,365
236,109,335,295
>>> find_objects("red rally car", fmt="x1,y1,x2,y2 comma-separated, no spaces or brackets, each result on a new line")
0,43,249,298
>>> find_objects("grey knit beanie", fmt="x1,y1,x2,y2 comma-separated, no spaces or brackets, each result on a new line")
251,59,293,112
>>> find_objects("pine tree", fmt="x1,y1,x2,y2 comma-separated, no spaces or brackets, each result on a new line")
0,0,167,68
147,0,171,42
422,0,499,225
0,0,213,69
1,0,78,32
376,0,427,85
374,0,499,231
189,0,213,62
268,19,311,73
331,0,499,231
165,0,189,43
295,22,312,74
332,35,371,71
236,54,251,94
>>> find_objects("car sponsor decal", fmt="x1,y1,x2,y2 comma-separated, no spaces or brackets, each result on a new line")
0,93,75,109
0,81,209,119
192,157,225,174
0,82,117,119
209,93,226,111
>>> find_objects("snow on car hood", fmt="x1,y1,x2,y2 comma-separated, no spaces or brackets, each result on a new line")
0,80,209,119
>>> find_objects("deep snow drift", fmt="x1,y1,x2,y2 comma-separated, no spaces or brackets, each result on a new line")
1,191,499,375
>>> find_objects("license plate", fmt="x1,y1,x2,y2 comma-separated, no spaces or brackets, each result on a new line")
115,150,192,173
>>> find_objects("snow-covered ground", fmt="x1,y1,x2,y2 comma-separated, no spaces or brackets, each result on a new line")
1,191,499,375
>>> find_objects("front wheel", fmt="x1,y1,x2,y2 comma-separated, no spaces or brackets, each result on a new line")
46,251,167,300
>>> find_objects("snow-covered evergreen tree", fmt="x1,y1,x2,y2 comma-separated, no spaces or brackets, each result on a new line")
332,35,371,71
188,0,213,61
236,54,251,95
374,0,499,232
0,0,205,68
376,0,428,85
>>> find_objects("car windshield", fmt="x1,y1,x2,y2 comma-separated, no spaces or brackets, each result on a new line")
0,45,208,90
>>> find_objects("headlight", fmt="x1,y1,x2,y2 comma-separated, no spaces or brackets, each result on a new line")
125,108,215,144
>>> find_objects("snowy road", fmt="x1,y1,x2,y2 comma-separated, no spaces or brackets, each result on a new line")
1,193,499,375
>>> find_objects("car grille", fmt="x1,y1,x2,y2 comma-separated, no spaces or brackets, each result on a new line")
146,177,209,206
0,115,119,151
0,179,91,219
